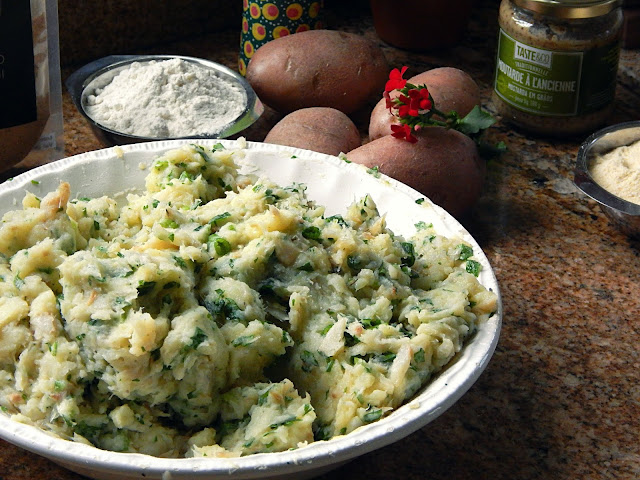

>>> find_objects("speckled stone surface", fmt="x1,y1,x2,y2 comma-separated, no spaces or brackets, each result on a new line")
2,1,640,479
57,0,242,65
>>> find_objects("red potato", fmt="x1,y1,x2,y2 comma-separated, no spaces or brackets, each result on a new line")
369,67,481,141
246,30,389,114
408,67,481,117
264,107,361,156
346,127,485,218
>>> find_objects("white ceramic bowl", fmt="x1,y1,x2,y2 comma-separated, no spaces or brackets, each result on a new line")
0,140,502,480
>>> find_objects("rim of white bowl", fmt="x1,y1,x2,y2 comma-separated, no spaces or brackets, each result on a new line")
0,139,502,479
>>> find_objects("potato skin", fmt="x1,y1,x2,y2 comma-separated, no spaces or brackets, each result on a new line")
369,67,480,141
368,99,397,142
246,30,389,114
346,128,484,218
408,67,481,117
264,107,361,156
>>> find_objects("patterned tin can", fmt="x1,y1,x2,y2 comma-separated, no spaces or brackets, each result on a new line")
239,0,324,76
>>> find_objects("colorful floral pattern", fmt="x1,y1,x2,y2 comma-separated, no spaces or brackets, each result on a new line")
239,0,324,76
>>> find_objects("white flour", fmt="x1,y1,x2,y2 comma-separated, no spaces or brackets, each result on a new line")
590,139,640,206
85,58,246,138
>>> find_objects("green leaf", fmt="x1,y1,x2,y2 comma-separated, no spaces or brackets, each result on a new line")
209,212,231,227
297,262,314,272
366,166,381,178
231,335,256,347
179,171,194,182
362,407,383,423
302,226,321,240
258,386,273,405
137,280,156,296
376,352,396,363
189,327,207,349
465,260,482,277
300,350,319,372
344,332,360,347
270,415,299,429
180,327,208,354
361,318,381,329
160,219,179,229
326,358,335,372
326,215,348,227
190,144,212,161
456,105,496,136
400,241,416,267
154,160,169,171
347,255,362,271
208,234,231,256
457,244,474,261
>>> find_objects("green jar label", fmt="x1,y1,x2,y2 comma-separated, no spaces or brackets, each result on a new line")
494,29,620,117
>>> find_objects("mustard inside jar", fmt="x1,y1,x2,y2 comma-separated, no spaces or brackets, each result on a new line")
493,0,623,137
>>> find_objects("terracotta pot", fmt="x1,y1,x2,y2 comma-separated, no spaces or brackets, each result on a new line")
369,0,472,50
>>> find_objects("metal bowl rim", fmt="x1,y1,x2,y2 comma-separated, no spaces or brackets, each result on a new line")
67,54,261,141
574,120,640,217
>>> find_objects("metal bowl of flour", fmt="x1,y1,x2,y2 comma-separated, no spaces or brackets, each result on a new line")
66,55,264,146
574,121,640,239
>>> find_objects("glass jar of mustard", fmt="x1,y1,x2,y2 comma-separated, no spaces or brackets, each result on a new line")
493,0,623,136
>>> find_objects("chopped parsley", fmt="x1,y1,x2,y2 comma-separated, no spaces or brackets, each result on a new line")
160,219,179,229
137,280,156,296
208,234,231,256
465,259,481,277
366,166,381,178
400,242,416,268
458,244,474,261
302,226,321,240
231,335,256,347
326,215,348,227
297,262,314,272
362,407,383,423
209,212,231,227
300,350,319,372
182,327,207,353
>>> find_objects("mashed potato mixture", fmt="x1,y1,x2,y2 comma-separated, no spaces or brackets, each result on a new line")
0,143,497,458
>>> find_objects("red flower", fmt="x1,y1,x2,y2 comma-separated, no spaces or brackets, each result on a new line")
407,88,432,115
382,66,495,143
395,94,410,118
384,91,393,111
385,66,408,93
391,124,417,143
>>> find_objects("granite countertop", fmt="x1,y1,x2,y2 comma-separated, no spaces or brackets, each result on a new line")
1,1,640,479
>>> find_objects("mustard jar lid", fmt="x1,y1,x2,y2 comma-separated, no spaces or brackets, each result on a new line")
512,0,622,18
